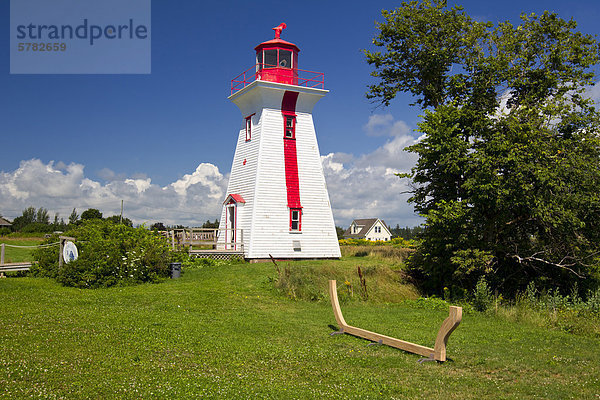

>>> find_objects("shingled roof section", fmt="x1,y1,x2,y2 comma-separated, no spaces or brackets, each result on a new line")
0,217,12,227
343,218,379,239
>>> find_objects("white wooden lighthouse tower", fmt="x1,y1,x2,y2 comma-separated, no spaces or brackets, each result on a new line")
218,24,340,259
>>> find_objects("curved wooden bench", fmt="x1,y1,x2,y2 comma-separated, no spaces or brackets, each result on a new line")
328,280,461,362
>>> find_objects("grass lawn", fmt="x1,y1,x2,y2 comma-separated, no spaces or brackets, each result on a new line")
1,262,599,399
0,237,44,263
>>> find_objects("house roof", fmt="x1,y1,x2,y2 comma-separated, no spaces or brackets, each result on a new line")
0,217,12,227
343,218,390,238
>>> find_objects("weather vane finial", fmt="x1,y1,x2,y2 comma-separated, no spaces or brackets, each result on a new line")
273,23,287,39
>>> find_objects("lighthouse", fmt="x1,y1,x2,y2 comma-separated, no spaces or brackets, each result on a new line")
218,24,340,259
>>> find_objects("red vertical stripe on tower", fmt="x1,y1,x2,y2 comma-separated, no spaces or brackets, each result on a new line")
282,91,301,209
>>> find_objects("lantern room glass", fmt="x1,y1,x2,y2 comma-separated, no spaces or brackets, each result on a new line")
257,49,294,70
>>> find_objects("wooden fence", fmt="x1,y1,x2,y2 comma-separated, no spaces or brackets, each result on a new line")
159,228,245,254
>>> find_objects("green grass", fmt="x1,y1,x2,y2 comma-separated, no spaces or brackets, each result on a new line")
271,252,418,303
0,237,44,263
1,262,599,399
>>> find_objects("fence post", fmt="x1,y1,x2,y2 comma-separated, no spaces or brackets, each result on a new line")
59,239,64,268
1,243,4,265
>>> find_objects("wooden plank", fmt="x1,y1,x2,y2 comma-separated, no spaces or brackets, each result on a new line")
0,263,32,272
189,249,244,255
328,280,461,362
434,306,462,361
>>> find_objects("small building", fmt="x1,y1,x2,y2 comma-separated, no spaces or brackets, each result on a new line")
344,218,392,241
0,217,12,229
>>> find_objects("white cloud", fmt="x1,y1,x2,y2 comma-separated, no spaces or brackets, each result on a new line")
170,163,224,199
324,114,423,228
586,81,600,105
1,114,422,229
0,159,228,226
364,113,412,137
125,178,151,193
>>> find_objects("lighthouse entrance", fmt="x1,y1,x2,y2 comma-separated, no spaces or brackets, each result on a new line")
221,194,245,251
227,205,236,248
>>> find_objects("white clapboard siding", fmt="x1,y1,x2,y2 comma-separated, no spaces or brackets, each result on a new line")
363,220,392,241
219,81,340,259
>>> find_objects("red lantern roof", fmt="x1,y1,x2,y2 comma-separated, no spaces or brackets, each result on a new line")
254,38,300,53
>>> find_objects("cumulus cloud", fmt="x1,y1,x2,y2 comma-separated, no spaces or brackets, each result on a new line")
586,81,600,105
1,114,423,229
364,113,412,137
324,114,423,228
0,159,228,226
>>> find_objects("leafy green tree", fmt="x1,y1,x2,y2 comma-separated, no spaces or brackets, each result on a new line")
11,206,38,231
36,208,50,225
105,215,133,227
80,208,103,221
366,1,600,295
68,208,79,225
150,222,167,231
201,219,220,229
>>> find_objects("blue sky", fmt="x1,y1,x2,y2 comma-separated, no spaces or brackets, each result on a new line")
2,0,600,227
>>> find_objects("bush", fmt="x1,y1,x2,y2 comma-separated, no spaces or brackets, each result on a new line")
30,234,61,278
32,220,171,288
21,222,54,233
473,276,493,312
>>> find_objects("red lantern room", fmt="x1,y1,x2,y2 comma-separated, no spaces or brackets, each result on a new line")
254,23,299,85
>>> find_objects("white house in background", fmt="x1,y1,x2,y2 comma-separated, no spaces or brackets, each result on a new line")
343,218,392,241
216,24,340,260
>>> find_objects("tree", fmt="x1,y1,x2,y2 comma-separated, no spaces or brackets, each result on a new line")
201,219,220,229
366,1,600,295
68,208,79,225
336,226,345,240
36,208,50,225
11,206,38,231
106,215,133,227
150,222,167,231
81,208,103,221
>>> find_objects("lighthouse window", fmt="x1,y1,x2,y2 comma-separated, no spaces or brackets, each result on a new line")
290,208,302,231
279,50,292,68
284,115,296,139
257,51,263,70
245,116,252,141
264,50,277,68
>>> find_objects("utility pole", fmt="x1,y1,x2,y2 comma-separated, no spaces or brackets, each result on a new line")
120,200,123,224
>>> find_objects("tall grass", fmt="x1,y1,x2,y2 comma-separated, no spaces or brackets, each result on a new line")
476,282,600,338
341,245,413,263
271,246,419,303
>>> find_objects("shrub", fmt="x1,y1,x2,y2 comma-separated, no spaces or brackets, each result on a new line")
32,220,171,288
473,276,493,312
30,234,61,278
21,222,54,233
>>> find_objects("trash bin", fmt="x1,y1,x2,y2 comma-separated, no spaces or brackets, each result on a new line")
170,262,181,279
